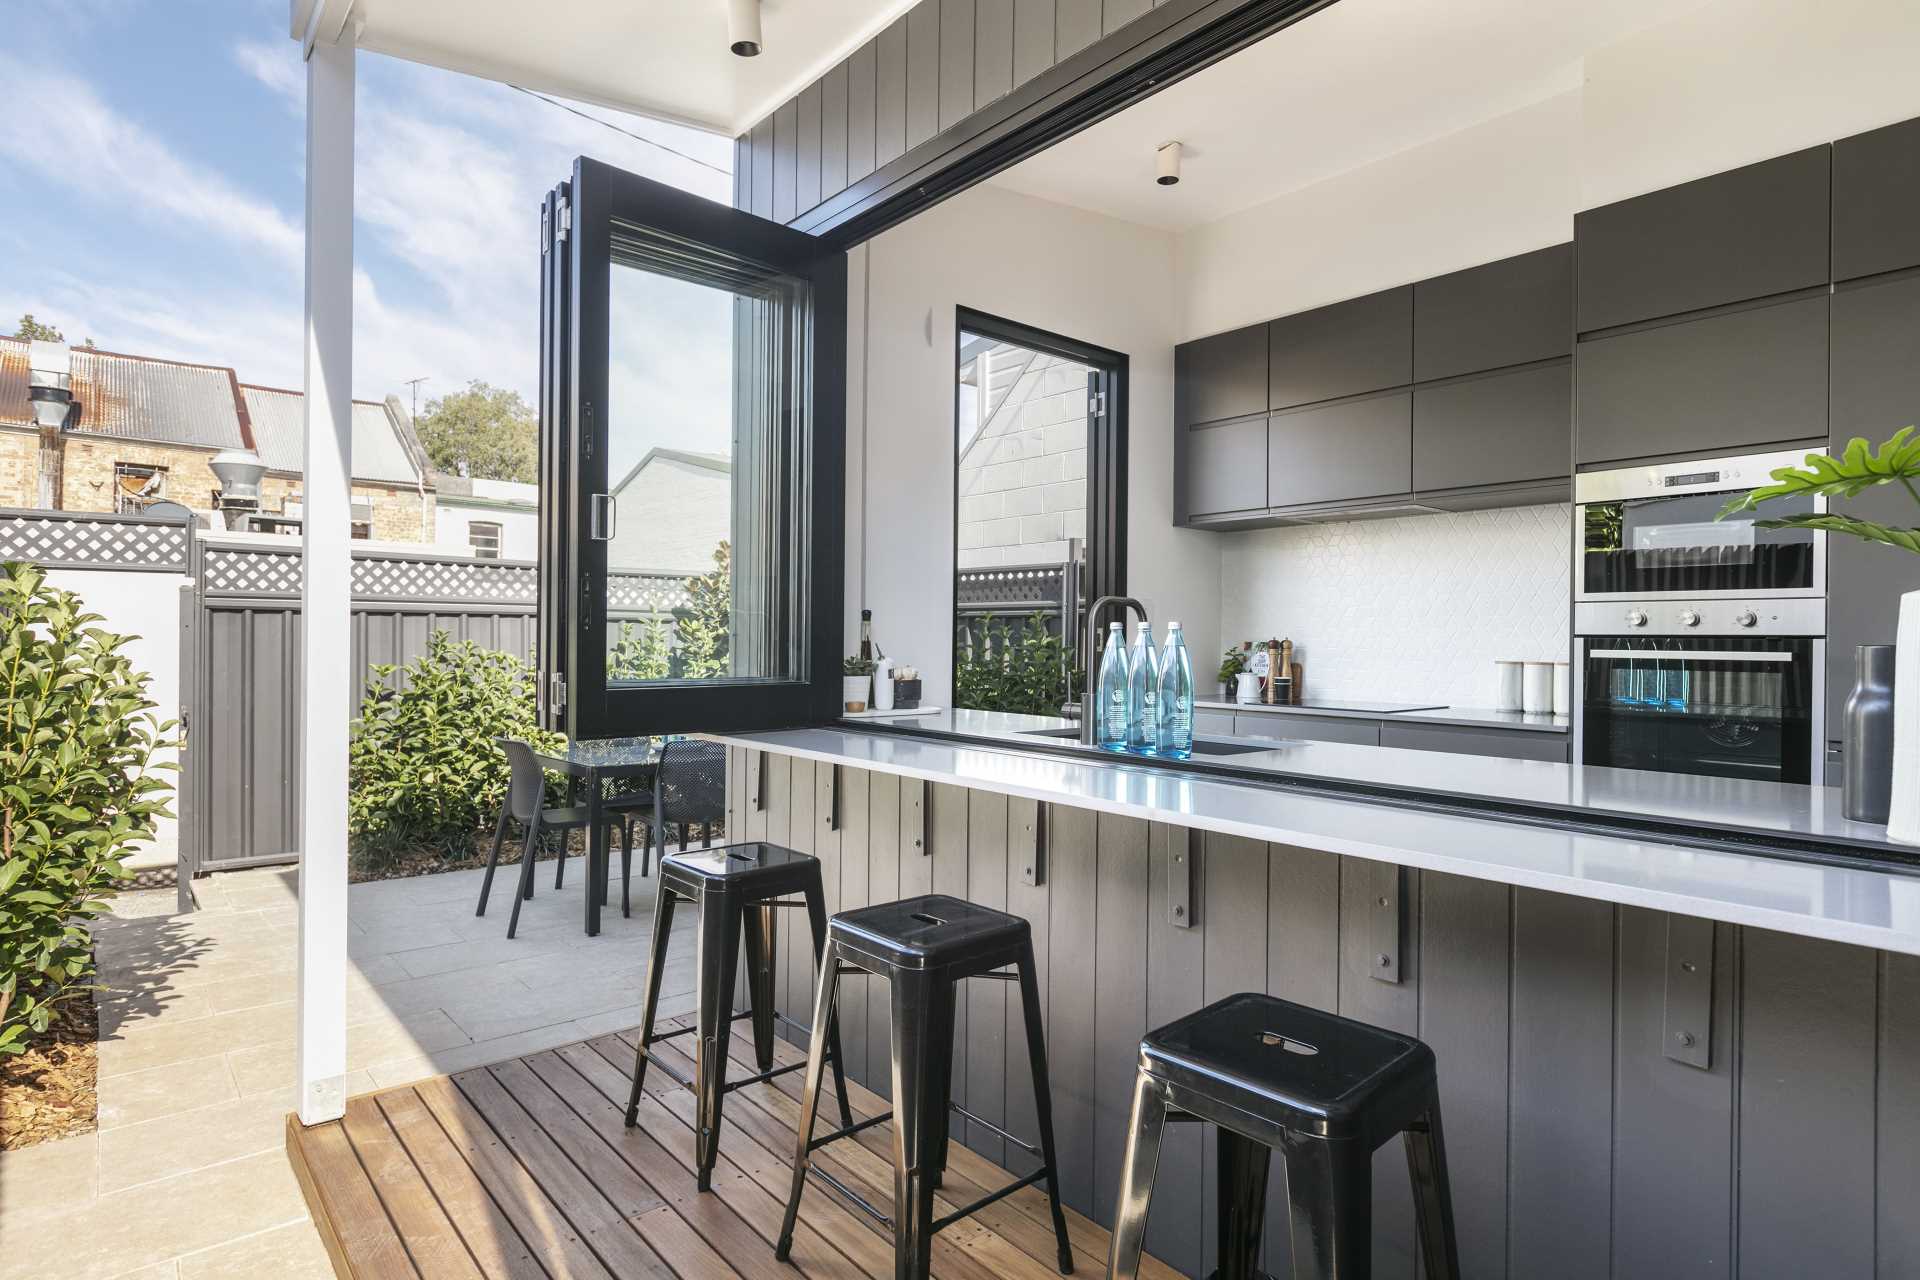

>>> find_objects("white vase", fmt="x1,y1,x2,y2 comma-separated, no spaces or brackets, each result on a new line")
873,658,896,711
1888,589,1920,841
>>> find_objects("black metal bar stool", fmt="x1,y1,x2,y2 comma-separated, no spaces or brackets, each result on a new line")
624,841,853,1191
1106,992,1459,1280
776,893,1075,1280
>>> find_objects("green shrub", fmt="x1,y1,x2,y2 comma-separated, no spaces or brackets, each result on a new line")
609,616,673,681
0,561,173,1057
348,630,561,867
954,613,1079,716
675,541,731,679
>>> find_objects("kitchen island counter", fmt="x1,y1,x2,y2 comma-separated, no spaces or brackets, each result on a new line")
1197,698,1570,733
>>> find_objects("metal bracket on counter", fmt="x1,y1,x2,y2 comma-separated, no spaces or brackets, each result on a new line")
823,764,839,832
909,779,930,856
1020,803,1047,887
1663,915,1714,1069
1366,864,1405,984
1169,829,1196,928
749,750,765,812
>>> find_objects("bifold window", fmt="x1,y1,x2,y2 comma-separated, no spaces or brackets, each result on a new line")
469,520,503,560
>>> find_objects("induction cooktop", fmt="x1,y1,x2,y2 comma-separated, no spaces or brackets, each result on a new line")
1293,699,1447,714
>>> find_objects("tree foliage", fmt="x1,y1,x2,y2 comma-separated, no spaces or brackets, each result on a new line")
608,616,674,681
13,314,62,342
0,562,172,1057
954,613,1079,716
1720,428,1920,554
675,541,732,679
414,380,538,483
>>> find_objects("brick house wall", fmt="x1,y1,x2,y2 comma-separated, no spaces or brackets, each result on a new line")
257,472,433,542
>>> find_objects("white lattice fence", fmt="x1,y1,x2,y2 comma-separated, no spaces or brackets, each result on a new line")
0,507,192,572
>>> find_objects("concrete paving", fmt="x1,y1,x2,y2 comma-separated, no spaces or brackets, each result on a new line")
0,855,698,1278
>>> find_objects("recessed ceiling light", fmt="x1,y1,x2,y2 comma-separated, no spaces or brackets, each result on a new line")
728,0,762,57
1156,141,1182,187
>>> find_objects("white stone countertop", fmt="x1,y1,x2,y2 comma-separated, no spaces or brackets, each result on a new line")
703,710,1920,956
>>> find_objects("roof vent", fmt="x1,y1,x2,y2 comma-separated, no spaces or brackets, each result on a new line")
209,448,268,530
25,340,78,431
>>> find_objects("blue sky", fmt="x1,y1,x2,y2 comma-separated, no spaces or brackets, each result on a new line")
1,0,737,471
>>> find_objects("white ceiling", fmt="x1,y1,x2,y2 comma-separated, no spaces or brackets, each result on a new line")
312,0,915,136
990,0,1708,232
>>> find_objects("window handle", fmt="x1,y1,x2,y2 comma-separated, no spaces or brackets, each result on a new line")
589,493,615,541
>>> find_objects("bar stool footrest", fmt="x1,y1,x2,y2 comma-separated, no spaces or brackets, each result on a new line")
806,1109,893,1153
637,1048,693,1091
929,1166,1052,1235
808,1165,894,1228
946,1101,1042,1157
722,1058,809,1092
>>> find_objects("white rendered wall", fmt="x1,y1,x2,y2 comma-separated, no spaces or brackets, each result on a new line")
434,502,539,560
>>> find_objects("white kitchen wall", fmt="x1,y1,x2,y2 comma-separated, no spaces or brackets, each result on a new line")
1217,505,1570,707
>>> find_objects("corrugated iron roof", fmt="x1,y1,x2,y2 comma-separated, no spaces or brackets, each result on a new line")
0,335,247,450
241,385,423,487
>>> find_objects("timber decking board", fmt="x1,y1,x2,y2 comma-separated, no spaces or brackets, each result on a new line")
287,1014,1175,1279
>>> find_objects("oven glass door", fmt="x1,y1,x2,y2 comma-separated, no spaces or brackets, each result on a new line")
1580,491,1817,595
1581,635,1814,783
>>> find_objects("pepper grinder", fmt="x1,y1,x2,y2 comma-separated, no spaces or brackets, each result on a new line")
1279,638,1294,704
1264,638,1281,704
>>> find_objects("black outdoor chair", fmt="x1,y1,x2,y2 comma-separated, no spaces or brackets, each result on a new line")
651,737,727,865
476,737,651,937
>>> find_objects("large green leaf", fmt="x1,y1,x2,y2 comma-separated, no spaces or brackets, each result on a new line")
1719,429,1920,517
1750,512,1920,554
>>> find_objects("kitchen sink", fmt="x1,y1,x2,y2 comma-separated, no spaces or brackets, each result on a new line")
1018,728,1269,757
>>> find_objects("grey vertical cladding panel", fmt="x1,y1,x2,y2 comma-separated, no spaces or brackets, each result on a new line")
866,774,904,1091
846,40,878,184
875,17,909,168
1003,797,1050,1178
1012,0,1055,88
1263,842,1339,1276
1338,861,1421,1280
901,778,933,896
1047,803,1100,1215
733,134,748,211
939,0,975,133
932,782,971,1117
1103,0,1149,32
1416,873,1511,1280
1092,815,1149,1236
975,0,1013,107
1199,834,1268,1275
1145,825,1206,1276
249,610,297,858
1506,889,1611,1280
965,789,1009,1163
820,63,849,200
796,80,823,216
773,755,806,1045
906,0,941,151
1738,931,1877,1279
836,767,871,1086
749,117,775,220
1612,908,1735,1278
1055,0,1100,59
811,763,843,1056
1882,952,1920,1279
771,100,798,224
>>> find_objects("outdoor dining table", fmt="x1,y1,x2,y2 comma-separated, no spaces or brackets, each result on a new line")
529,735,659,937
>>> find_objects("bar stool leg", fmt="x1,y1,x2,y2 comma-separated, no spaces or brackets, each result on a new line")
1106,1069,1168,1280
804,884,855,1129
775,942,845,1261
1279,1132,1371,1280
925,980,955,1192
1404,1090,1461,1280
889,970,945,1280
624,885,678,1127
741,901,779,1072
1016,939,1075,1274
693,890,743,1192
1216,1129,1273,1280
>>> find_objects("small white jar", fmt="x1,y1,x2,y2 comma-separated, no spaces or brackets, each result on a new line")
1495,660,1525,712
1523,662,1554,715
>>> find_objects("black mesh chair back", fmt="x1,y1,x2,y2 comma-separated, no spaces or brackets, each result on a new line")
495,737,547,823
653,738,727,828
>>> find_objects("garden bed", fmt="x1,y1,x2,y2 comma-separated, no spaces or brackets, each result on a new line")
0,986,98,1151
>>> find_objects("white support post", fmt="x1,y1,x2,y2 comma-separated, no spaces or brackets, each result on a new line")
296,29,354,1128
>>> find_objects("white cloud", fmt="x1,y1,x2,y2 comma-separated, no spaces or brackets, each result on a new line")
232,37,303,108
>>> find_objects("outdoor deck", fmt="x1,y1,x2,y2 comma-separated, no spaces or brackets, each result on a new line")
286,1013,1181,1280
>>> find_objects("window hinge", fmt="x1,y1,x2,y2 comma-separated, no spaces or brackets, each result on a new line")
1088,390,1107,418
553,196,571,248
549,673,567,713
540,205,549,254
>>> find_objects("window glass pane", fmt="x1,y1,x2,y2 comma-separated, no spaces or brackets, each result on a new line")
603,230,810,686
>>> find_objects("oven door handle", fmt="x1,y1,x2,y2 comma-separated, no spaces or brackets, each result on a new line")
1586,649,1794,662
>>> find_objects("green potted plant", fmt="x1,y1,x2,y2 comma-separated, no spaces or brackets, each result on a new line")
1721,427,1920,833
842,654,876,712
1217,646,1249,701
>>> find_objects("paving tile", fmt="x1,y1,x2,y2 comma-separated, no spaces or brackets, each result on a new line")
97,1054,239,1130
187,969,298,1016
96,1089,295,1195
346,918,466,957
174,1221,332,1280
391,929,582,979
103,1263,179,1280
0,1130,97,1221
96,1001,296,1077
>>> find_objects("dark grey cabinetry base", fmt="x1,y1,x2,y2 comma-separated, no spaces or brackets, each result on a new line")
1233,711,1380,746
728,749,1920,1280
1380,720,1569,762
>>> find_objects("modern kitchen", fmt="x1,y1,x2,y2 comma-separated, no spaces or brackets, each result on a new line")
281,2,1920,1278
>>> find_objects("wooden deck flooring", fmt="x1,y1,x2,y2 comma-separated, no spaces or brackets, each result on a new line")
287,1012,1184,1279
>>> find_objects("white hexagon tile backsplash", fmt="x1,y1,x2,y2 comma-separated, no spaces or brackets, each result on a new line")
1217,504,1571,708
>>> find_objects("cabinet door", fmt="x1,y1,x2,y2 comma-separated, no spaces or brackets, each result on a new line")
1413,359,1570,492
1184,414,1268,517
1380,722,1570,762
1268,390,1412,509
1414,244,1573,381
1176,323,1268,427
1575,294,1828,466
1832,116,1920,283
1827,272,1920,751
1575,145,1831,332
1234,712,1380,746
1268,287,1412,409
1193,707,1236,737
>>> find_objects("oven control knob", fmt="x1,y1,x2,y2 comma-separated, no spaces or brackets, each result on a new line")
1625,609,1648,628
1734,609,1758,628
1678,609,1701,628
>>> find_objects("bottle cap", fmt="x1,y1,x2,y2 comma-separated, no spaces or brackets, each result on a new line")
1168,620,1181,629
1109,621,1123,630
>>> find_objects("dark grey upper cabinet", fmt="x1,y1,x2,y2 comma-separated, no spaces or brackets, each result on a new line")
1175,324,1267,428
1184,414,1268,518
1827,273,1920,749
1268,390,1411,509
1414,359,1570,492
1268,287,1412,410
1414,244,1573,381
1832,116,1920,283
1575,146,1831,333
1575,294,1829,466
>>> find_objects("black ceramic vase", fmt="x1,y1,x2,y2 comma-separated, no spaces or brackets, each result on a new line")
1844,644,1896,824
